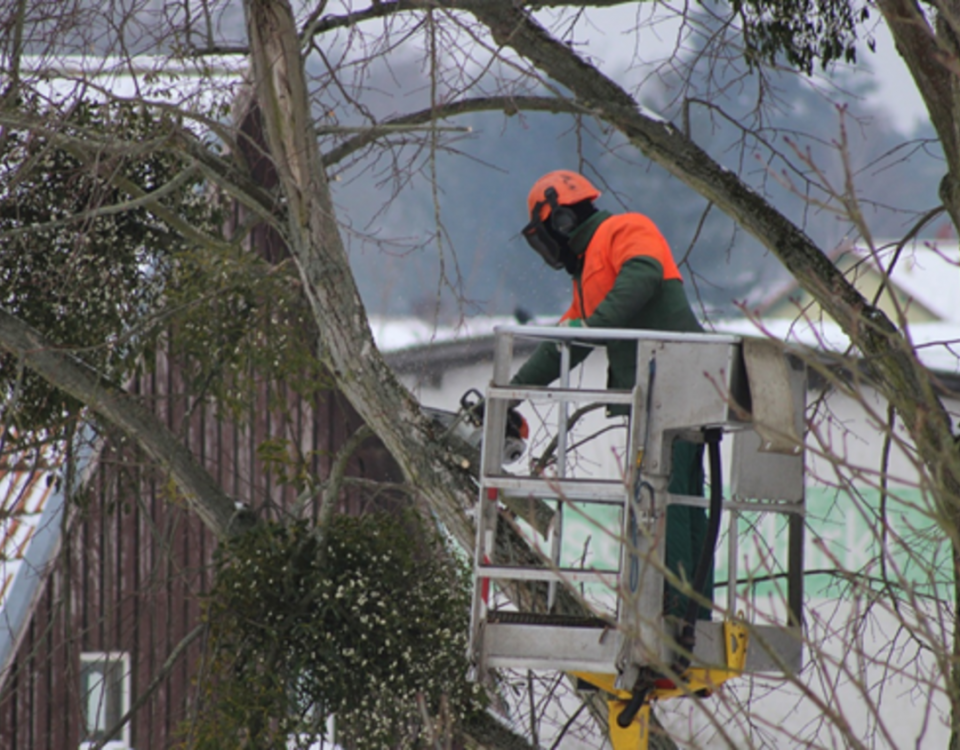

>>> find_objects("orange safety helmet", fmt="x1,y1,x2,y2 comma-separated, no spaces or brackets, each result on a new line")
526,170,601,223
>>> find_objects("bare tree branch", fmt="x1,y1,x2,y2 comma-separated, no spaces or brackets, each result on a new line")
319,423,373,525
0,308,251,538
322,95,585,167
91,624,206,750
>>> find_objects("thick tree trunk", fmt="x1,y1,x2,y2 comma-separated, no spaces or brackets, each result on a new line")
242,0,481,552
240,3,653,746
876,0,960,231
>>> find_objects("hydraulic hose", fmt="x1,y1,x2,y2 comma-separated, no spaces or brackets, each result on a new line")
616,674,653,728
674,428,724,672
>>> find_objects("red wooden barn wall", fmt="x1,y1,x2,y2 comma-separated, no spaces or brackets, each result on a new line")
0,95,410,749
0,335,405,748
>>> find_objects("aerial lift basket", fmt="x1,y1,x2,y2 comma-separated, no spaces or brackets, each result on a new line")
467,326,806,750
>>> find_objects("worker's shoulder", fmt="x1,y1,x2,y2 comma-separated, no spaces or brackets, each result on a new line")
592,212,669,253
595,211,664,235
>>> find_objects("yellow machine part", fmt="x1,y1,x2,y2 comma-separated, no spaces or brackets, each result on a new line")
607,701,649,750
571,620,749,750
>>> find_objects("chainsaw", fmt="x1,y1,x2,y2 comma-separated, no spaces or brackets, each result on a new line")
423,388,529,465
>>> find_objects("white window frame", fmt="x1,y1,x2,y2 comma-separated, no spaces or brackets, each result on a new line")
78,651,132,750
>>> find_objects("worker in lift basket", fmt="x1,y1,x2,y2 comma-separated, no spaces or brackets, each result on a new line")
510,169,711,621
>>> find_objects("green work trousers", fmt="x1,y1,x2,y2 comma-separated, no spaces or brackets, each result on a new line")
663,439,713,620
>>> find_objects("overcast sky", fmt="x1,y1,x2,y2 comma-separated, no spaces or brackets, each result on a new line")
549,4,929,136
860,24,928,134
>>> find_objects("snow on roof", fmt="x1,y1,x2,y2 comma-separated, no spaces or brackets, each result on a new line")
22,54,247,129
369,314,553,352
0,434,98,691
731,240,960,375
373,310,959,381
0,470,55,597
712,316,960,377
861,242,960,323
0,453,63,686
750,240,960,324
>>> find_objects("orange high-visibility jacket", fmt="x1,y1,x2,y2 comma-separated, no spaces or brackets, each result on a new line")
559,212,683,323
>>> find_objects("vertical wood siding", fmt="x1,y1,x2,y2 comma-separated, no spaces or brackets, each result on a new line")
0,98,408,748
0,348,405,749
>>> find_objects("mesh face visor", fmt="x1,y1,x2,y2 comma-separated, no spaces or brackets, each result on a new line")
522,201,565,270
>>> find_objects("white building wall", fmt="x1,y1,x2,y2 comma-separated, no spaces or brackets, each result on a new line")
397,341,959,749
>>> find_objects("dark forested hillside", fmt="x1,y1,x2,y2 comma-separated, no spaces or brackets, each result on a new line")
330,55,942,323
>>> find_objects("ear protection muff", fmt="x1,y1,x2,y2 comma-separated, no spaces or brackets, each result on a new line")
522,185,582,270
544,186,578,237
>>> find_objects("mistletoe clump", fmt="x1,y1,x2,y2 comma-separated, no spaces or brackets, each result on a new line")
0,98,222,436
191,513,484,749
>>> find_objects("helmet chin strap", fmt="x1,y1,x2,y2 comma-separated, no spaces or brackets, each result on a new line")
537,220,580,275
559,244,584,277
